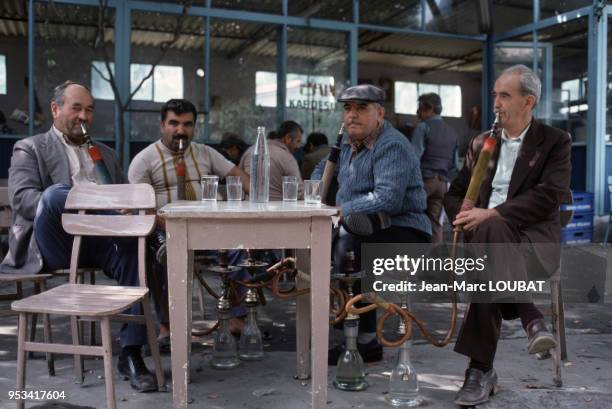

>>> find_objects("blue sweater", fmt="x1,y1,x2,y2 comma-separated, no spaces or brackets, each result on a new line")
313,121,431,235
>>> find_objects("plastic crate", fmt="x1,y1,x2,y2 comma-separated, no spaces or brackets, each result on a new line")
562,227,593,244
561,191,593,214
564,212,594,230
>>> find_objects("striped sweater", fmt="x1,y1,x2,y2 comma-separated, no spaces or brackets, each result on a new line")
314,121,431,235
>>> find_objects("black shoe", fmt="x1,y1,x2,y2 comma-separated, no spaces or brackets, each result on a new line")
143,336,171,357
454,368,497,406
328,339,383,365
117,349,158,392
526,318,557,355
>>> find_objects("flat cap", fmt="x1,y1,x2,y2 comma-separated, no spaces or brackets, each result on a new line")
220,132,247,148
337,84,385,103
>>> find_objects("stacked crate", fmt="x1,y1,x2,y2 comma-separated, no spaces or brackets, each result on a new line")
561,191,593,244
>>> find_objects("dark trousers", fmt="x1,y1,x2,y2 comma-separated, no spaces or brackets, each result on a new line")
333,225,431,333
424,176,447,244
34,183,148,348
454,216,544,365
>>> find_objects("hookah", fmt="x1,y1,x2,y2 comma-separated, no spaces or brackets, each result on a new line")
237,251,268,361
333,251,368,391
386,296,421,407
208,250,241,369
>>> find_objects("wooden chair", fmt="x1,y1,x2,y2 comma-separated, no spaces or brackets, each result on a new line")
544,190,572,387
12,184,165,409
1,186,56,375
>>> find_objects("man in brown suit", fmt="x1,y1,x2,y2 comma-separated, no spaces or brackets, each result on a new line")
444,65,571,406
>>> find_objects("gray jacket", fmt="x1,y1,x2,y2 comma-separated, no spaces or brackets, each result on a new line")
0,129,124,275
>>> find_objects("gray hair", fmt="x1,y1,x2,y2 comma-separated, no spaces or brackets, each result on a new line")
418,92,442,115
501,64,541,106
52,80,91,106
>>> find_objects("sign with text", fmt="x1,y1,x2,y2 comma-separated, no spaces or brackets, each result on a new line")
255,71,337,111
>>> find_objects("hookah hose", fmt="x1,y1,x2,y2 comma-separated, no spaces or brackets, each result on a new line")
320,123,344,205
342,115,501,348
81,124,113,185
176,138,186,200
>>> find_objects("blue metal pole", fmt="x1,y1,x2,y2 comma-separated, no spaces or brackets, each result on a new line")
348,0,358,85
481,34,494,130
586,3,607,215
204,0,211,141
116,1,131,169
277,25,287,125
28,0,35,137
532,0,539,75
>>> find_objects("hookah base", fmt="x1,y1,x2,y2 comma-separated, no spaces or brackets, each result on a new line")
239,352,265,361
385,394,422,407
210,357,240,370
333,377,368,391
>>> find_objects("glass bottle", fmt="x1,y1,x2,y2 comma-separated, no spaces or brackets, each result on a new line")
386,339,421,407
249,126,270,203
210,307,240,369
239,290,264,361
333,317,368,391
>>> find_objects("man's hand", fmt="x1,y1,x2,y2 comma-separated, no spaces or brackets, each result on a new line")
454,208,499,231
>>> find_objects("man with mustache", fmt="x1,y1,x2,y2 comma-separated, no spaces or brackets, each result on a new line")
1,81,161,392
444,65,571,406
312,84,431,364
128,99,251,339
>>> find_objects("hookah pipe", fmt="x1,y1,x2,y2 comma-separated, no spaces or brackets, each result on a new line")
320,123,344,205
175,138,186,200
80,123,112,184
341,113,501,348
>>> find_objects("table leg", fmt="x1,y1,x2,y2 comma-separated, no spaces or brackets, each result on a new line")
167,220,190,409
310,217,332,408
295,249,311,380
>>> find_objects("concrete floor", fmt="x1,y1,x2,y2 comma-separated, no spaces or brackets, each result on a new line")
0,243,611,409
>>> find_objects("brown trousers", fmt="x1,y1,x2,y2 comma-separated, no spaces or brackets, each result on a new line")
454,216,544,365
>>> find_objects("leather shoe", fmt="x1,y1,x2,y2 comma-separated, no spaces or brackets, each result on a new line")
328,339,383,365
526,318,557,355
117,349,158,392
454,368,497,406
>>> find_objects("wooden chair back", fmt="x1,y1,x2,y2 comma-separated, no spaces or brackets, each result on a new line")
61,184,156,287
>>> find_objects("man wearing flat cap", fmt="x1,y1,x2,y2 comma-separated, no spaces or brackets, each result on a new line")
313,84,431,364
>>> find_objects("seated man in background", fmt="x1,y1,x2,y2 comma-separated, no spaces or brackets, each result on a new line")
444,65,570,407
313,84,431,364
129,99,251,337
300,132,329,180
239,120,304,200
218,131,248,165
1,81,159,392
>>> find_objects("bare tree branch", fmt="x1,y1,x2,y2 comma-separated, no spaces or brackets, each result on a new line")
124,0,191,108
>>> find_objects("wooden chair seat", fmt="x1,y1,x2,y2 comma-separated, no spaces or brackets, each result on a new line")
12,284,148,316
0,273,52,283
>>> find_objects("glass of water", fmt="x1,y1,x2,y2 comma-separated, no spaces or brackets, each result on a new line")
201,175,219,201
304,180,322,204
282,176,299,202
226,176,243,201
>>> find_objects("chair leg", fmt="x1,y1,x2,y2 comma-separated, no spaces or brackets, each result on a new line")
142,296,165,390
16,313,27,409
604,214,612,246
100,318,116,409
558,281,568,360
71,315,84,384
39,280,55,376
88,270,96,346
27,283,40,359
551,279,563,387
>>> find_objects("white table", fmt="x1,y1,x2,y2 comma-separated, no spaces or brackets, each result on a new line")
158,201,338,409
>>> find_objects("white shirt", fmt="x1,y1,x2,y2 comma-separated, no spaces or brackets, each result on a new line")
488,125,530,209
53,126,99,186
